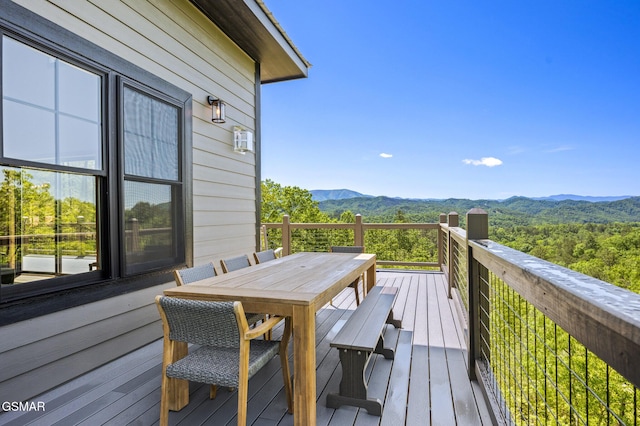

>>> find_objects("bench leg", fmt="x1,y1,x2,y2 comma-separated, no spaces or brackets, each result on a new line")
327,393,383,417
327,349,383,416
386,310,402,328
374,334,395,360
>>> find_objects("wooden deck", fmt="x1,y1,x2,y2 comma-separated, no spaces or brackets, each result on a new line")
0,271,493,425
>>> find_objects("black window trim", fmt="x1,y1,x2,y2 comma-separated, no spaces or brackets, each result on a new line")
118,77,187,276
0,0,193,324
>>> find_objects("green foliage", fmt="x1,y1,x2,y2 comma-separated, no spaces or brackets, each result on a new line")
125,201,171,228
319,195,640,226
1,167,98,264
261,179,330,223
261,180,335,252
493,223,640,294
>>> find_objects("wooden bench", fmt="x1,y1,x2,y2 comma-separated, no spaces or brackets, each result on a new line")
326,285,401,416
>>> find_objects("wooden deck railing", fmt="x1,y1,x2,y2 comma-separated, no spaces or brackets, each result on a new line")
263,212,640,424
262,214,441,269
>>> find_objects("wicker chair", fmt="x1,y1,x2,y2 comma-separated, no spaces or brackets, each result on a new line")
156,296,293,426
253,249,277,264
173,263,264,326
330,246,366,305
220,254,252,273
173,262,217,286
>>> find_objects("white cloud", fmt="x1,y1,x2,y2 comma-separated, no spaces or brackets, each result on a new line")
462,157,503,167
508,145,526,155
379,153,393,158
545,145,574,153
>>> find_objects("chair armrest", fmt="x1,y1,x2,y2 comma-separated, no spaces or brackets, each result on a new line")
274,247,283,258
244,315,285,340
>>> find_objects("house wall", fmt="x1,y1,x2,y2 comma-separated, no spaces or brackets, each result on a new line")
1,0,260,402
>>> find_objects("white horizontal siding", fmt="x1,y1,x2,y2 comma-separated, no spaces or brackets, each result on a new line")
192,179,255,200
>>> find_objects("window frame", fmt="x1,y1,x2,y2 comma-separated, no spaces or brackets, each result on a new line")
0,2,193,319
118,78,186,276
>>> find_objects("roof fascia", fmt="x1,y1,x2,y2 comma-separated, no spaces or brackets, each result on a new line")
190,0,310,83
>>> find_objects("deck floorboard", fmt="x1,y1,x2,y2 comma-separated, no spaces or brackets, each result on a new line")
0,271,493,426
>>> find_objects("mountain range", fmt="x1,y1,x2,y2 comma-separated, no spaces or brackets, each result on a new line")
310,189,373,202
310,189,634,203
311,190,640,225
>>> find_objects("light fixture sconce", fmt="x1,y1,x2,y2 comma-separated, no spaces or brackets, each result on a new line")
233,126,254,154
207,95,226,123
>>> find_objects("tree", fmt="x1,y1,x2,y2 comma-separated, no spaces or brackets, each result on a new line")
261,179,329,223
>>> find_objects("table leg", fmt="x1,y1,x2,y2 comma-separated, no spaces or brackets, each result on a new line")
292,304,316,426
366,262,377,292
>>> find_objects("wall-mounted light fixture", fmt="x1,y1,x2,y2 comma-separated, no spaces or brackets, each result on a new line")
233,126,254,154
207,95,226,123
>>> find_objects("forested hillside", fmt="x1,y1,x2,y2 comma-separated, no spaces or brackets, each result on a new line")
319,196,640,226
317,195,640,293
493,222,640,293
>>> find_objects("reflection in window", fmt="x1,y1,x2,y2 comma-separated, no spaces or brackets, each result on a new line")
124,181,173,273
124,87,178,181
2,36,102,170
122,85,179,275
0,167,98,284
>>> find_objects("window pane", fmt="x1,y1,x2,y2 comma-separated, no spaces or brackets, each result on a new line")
59,115,101,169
123,87,178,181
59,61,101,122
0,167,98,285
124,180,174,273
2,37,55,108
1,36,102,170
3,101,56,162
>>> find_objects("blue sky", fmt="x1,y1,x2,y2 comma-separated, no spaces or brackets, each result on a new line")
260,1,640,200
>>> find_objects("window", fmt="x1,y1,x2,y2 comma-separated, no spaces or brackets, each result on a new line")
1,29,190,305
122,85,182,274
1,36,103,292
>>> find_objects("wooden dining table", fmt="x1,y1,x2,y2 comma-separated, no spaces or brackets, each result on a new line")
162,251,377,425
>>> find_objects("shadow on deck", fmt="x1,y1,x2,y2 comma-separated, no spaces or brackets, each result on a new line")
0,271,493,425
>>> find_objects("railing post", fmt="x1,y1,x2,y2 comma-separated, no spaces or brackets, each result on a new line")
467,208,488,241
438,213,446,270
466,208,488,381
130,218,140,252
447,212,458,298
448,212,459,228
354,214,364,247
282,215,291,256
